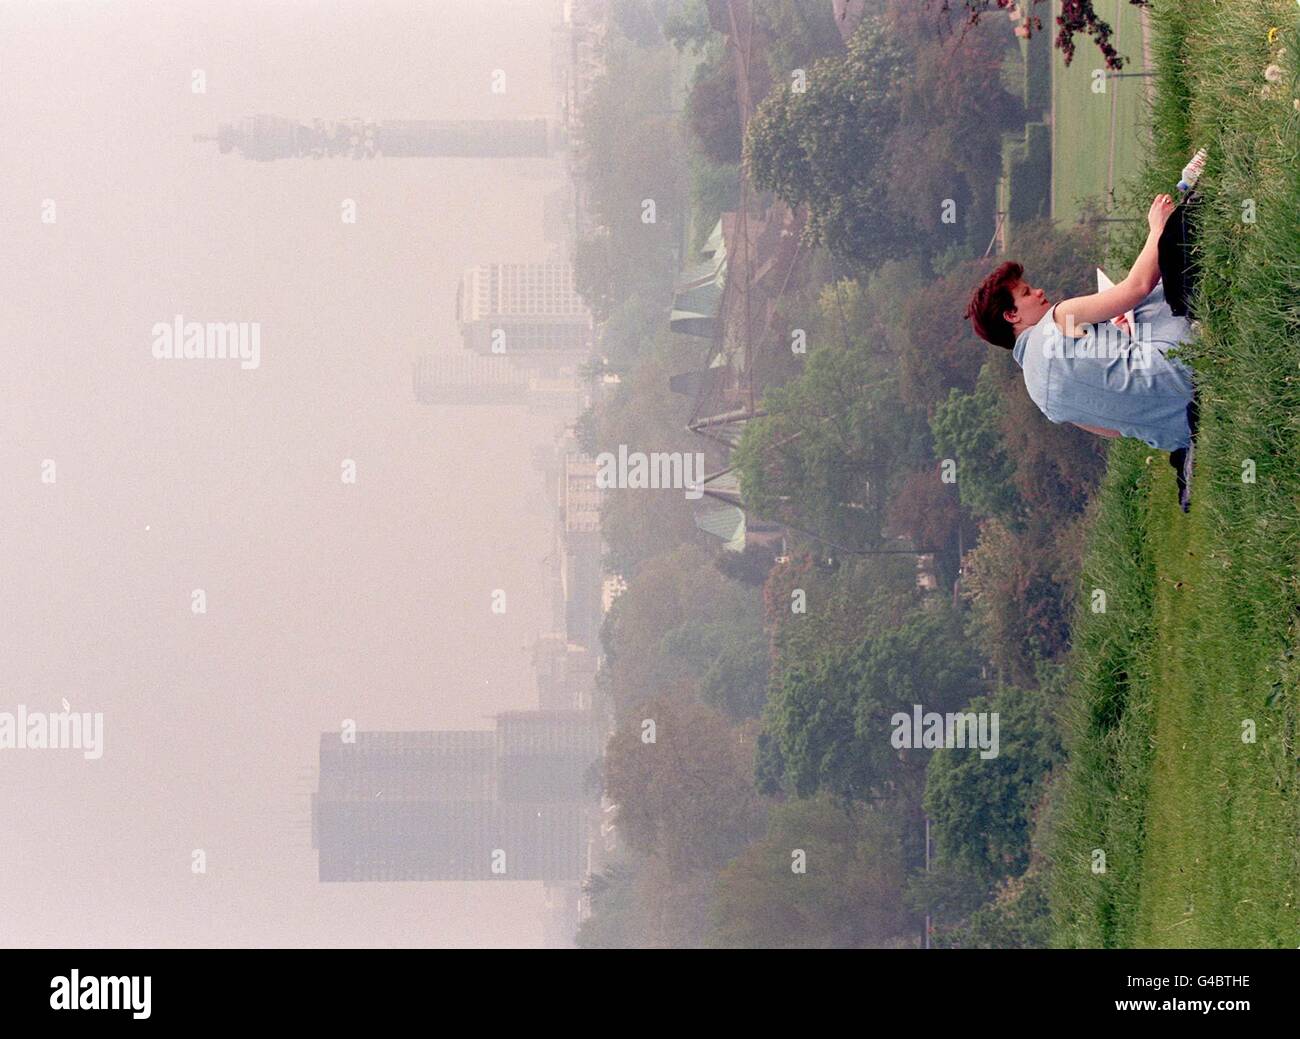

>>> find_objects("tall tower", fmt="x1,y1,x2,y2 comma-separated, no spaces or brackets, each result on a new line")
193,114,552,161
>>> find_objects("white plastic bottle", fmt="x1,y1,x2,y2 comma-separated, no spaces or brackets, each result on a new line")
1177,147,1207,193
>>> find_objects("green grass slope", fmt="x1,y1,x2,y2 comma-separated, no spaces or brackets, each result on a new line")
1051,0,1300,948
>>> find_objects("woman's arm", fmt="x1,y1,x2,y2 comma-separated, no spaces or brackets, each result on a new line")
1053,195,1176,334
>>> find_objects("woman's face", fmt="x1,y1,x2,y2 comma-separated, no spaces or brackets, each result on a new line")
1005,280,1051,330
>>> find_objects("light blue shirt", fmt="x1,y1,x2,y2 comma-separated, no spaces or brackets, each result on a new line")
1011,281,1195,451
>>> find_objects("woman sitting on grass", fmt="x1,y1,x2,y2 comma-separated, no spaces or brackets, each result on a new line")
964,193,1199,509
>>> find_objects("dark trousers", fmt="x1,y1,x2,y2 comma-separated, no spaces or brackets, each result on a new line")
1160,191,1201,493
1158,190,1201,320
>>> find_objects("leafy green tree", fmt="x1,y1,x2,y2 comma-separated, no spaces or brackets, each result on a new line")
922,684,1064,887
753,0,845,79
881,10,1022,244
932,869,1053,949
885,467,962,554
762,551,919,692
930,368,1021,523
661,613,770,720
688,156,740,252
712,796,917,948
573,38,686,318
662,0,714,53
601,544,761,712
594,341,709,576
577,854,720,949
734,282,931,550
898,258,999,411
575,865,643,948
743,16,912,268
611,0,664,46
712,542,776,587
762,606,984,801
960,513,1088,683
604,695,766,873
687,56,742,164
995,361,1106,518
761,652,870,799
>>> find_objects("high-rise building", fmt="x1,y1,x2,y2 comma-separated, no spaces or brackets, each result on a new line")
315,800,585,883
562,454,601,534
412,353,586,411
456,263,593,360
194,115,551,161
532,635,596,711
495,709,600,802
313,714,597,884
316,731,497,803
413,353,530,406
559,453,603,648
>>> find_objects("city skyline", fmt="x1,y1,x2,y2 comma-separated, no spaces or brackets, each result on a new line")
0,0,580,947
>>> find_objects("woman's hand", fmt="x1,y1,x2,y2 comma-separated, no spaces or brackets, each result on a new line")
1147,193,1176,235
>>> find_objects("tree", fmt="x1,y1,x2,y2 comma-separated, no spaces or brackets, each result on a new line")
762,606,984,801
885,467,962,553
660,613,770,720
712,796,917,948
761,549,919,690
960,513,1089,683
611,0,664,47
899,258,999,412
922,684,1064,888
985,350,1107,518
688,155,740,252
743,16,914,268
577,854,721,948
594,342,709,576
880,14,1023,245
929,371,1021,523
752,0,846,79
687,56,742,164
603,695,766,873
575,864,644,948
733,281,931,550
930,0,1150,70
600,543,761,712
663,0,714,53
574,38,686,319
933,868,1053,948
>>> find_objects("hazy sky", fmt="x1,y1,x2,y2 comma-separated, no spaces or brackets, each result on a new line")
0,0,568,946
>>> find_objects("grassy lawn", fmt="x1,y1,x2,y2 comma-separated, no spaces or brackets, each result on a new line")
1051,0,1150,222
1050,0,1300,947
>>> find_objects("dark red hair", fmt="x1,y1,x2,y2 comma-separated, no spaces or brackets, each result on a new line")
965,261,1023,350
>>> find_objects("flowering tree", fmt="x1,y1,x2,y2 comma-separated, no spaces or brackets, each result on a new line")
935,0,1150,70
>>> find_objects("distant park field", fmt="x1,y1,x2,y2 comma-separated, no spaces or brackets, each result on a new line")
1050,0,1150,224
